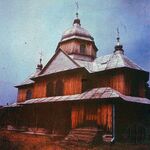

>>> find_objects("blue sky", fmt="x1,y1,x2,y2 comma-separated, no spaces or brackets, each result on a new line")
0,0,150,105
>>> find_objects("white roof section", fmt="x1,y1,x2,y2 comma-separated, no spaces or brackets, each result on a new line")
74,52,143,73
40,50,80,77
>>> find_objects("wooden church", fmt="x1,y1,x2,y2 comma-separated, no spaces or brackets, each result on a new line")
0,12,150,145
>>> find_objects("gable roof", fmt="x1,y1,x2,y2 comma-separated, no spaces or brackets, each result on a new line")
38,49,81,77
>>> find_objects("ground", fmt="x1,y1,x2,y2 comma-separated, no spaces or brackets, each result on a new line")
0,130,150,150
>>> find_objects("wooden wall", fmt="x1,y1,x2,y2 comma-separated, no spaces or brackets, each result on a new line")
71,103,112,132
91,69,147,97
91,70,126,95
33,71,83,98
124,70,146,97
33,80,46,98
59,39,96,58
115,102,150,143
72,104,84,128
17,68,148,102
17,86,33,102
97,104,112,131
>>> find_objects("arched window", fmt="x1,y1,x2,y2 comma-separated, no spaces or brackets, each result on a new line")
26,89,32,100
80,43,86,54
46,82,54,97
55,79,64,96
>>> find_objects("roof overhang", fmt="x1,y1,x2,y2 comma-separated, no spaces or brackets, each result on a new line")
31,67,88,81
14,87,150,106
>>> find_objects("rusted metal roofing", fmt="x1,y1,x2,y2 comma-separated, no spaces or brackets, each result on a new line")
16,87,150,105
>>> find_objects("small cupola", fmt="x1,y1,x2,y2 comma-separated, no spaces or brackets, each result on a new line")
114,28,124,55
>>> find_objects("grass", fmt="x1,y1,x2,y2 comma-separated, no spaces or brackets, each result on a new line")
0,130,150,150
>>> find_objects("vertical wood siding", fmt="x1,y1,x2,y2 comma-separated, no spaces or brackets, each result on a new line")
71,103,112,131
72,104,84,128
92,71,125,95
97,104,112,131
60,39,96,58
17,86,33,102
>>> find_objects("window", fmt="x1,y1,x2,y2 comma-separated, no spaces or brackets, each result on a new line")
80,43,86,54
46,82,54,97
55,79,64,96
26,89,32,100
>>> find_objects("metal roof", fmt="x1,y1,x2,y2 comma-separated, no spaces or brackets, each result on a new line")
37,50,144,79
15,69,41,87
74,52,143,73
15,74,35,87
3,103,21,108
16,87,150,105
16,49,145,87
61,22,94,42
40,50,79,76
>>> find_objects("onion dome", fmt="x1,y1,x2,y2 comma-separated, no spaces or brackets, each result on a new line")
61,18,94,42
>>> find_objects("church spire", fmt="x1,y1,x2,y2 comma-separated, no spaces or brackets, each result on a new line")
114,28,124,54
73,1,81,25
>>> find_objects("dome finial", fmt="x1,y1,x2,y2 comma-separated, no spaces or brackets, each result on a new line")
117,27,120,45
114,28,124,54
36,51,43,72
73,1,81,25
75,1,79,18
